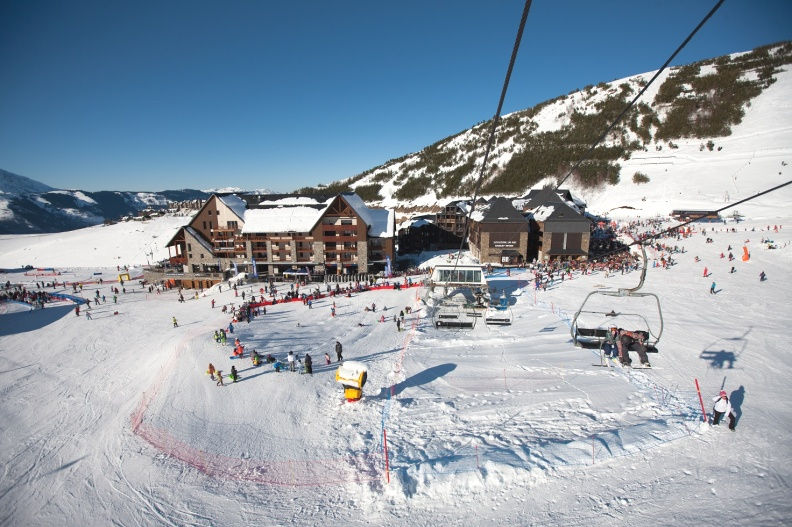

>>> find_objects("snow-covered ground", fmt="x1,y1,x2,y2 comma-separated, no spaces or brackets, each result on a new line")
2,58,792,527
0,214,190,269
1,211,791,525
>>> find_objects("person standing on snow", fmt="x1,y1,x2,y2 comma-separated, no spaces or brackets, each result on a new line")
172,316,178,327
216,370,224,386
710,281,717,294
230,365,239,382
304,354,313,375
712,390,736,430
208,363,216,380
288,351,296,372
324,352,331,365
335,341,343,362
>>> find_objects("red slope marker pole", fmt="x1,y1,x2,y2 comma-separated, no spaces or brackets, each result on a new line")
695,378,708,423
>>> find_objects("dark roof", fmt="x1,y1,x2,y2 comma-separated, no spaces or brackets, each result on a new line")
522,188,566,209
544,201,590,224
479,197,529,223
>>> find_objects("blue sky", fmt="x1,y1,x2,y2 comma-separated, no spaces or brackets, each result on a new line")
1,1,790,193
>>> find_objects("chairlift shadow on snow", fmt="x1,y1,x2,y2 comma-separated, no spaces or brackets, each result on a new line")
699,349,738,369
0,305,73,337
387,363,457,397
699,329,750,369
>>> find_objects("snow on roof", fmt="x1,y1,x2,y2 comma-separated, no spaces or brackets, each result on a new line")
398,217,433,231
216,194,247,221
241,205,326,233
530,205,555,222
341,193,394,237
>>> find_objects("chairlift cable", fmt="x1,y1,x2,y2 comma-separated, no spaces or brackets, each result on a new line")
452,0,533,273
554,0,724,190
623,178,792,253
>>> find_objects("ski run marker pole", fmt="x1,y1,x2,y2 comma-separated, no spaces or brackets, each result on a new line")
695,378,708,422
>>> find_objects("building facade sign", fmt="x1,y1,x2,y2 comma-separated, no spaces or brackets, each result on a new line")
491,234,519,249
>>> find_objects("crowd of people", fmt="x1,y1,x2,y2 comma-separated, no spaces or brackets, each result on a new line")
1,282,53,309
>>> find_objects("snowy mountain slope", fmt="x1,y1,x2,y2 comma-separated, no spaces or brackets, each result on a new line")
0,213,193,268
338,42,792,217
0,213,790,526
0,169,55,196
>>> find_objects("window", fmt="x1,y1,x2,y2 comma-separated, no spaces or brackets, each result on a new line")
341,219,353,225
208,210,212,215
202,221,207,229
227,220,238,229
187,243,192,251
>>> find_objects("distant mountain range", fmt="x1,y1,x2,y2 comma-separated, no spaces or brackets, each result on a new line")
0,169,211,234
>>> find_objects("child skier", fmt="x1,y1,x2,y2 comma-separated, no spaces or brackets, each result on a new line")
208,363,216,380
172,316,178,327
712,390,736,430
230,365,239,382
216,370,224,386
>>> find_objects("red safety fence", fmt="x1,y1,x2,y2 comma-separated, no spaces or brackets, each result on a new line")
247,281,424,309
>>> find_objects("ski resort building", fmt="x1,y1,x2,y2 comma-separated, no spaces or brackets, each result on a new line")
465,197,532,266
151,193,395,288
520,188,591,262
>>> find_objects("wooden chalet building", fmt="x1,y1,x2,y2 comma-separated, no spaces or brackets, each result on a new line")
466,197,532,266
520,188,591,262
153,192,395,288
